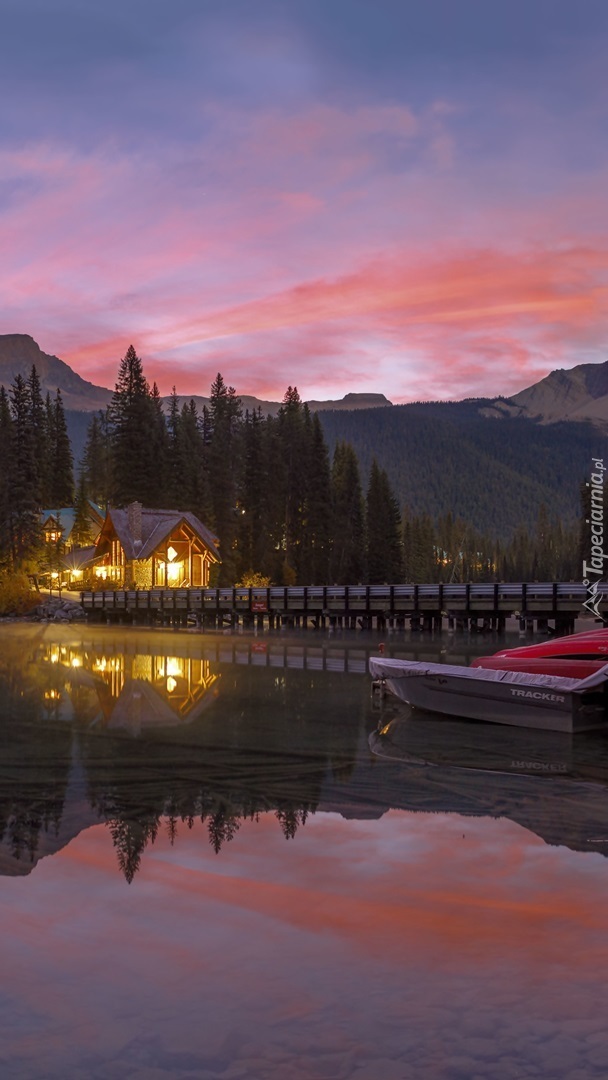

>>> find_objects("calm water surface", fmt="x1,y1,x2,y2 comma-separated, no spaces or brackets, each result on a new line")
1,622,608,1079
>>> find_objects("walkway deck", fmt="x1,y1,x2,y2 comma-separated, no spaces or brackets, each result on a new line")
80,582,605,632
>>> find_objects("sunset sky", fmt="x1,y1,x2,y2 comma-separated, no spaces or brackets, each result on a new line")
1,0,607,400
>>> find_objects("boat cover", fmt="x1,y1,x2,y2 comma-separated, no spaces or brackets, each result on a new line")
369,657,608,695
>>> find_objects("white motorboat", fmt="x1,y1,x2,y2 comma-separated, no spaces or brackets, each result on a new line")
369,657,608,733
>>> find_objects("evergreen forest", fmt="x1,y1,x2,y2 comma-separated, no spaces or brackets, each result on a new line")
0,346,590,585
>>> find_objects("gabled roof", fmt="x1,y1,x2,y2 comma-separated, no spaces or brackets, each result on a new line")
41,508,76,535
103,507,221,562
62,545,99,570
40,502,104,540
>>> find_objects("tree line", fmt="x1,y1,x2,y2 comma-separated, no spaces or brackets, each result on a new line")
0,346,583,584
0,369,74,568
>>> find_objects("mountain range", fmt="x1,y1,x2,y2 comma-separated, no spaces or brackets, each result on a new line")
2,332,608,429
0,334,392,415
0,333,606,537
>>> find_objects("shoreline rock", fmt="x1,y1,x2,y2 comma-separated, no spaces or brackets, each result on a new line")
27,595,86,622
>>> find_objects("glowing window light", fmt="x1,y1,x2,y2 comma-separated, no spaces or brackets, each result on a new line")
167,545,178,562
166,676,177,693
167,561,181,582
166,658,183,678
70,657,82,668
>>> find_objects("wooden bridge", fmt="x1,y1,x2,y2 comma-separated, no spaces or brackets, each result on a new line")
80,582,606,632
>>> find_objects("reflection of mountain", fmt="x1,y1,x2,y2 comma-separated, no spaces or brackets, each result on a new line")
367,709,608,857
2,624,608,881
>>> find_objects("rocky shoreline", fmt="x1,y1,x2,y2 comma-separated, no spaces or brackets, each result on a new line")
2,594,86,623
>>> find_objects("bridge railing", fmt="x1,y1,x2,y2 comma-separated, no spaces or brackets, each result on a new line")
80,582,608,613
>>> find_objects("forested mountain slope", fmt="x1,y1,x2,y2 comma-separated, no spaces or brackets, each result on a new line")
63,400,598,542
318,405,599,538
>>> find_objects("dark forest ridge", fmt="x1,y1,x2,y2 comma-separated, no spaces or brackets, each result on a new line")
0,333,603,542
0,338,597,579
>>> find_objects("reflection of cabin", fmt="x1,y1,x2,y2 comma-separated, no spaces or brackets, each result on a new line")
41,502,104,549
38,641,219,732
93,502,220,588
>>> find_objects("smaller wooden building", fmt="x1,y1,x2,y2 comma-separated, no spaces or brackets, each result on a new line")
41,502,104,548
93,502,220,588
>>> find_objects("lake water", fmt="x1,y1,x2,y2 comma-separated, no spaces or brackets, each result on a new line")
1,622,608,1079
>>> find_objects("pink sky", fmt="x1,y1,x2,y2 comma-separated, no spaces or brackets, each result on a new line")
1,3,607,400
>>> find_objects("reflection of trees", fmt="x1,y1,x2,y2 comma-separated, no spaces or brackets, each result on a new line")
276,806,308,840
77,656,350,878
206,804,241,854
0,627,366,880
109,816,159,884
0,635,74,868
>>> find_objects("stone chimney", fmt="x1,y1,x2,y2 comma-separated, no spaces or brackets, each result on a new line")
127,501,143,547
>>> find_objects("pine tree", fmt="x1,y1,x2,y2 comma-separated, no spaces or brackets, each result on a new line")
108,345,157,506
72,471,94,547
83,412,111,508
275,388,311,583
405,514,436,582
235,409,267,579
177,400,209,517
0,387,12,566
303,412,332,584
330,442,365,584
8,374,41,564
365,459,402,583
48,389,74,506
206,374,242,584
166,387,182,504
29,368,50,506
149,381,169,506
257,413,287,583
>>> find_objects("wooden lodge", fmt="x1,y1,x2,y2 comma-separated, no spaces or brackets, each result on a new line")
92,502,220,589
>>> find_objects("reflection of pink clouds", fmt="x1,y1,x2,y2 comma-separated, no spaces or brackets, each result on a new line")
2,812,608,1075
56,812,608,966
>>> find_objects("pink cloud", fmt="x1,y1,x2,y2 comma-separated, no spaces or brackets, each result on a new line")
0,101,607,400
101,243,605,399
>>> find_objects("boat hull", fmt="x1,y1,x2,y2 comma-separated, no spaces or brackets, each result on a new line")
489,628,608,662
471,657,606,679
370,658,608,733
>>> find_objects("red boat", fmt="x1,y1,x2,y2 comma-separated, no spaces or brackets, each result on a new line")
472,628,608,679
